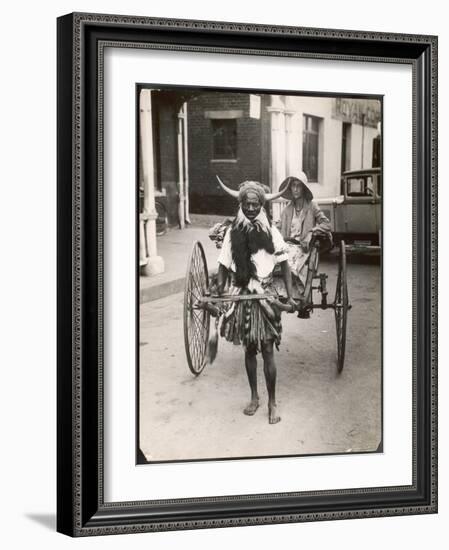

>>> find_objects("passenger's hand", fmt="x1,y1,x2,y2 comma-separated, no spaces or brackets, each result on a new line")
287,297,297,312
302,232,313,252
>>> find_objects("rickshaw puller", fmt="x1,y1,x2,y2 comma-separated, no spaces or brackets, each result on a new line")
216,179,295,424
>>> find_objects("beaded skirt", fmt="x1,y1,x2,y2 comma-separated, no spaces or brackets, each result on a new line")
219,278,282,351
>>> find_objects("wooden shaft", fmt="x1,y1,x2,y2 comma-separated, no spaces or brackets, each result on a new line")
199,294,278,303
198,294,295,312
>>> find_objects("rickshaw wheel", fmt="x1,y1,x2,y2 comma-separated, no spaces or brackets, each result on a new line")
334,240,349,373
183,241,210,375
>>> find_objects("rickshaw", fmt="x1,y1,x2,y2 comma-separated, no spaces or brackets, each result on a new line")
183,233,351,376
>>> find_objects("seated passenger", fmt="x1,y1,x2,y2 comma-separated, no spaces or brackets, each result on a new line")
279,173,332,298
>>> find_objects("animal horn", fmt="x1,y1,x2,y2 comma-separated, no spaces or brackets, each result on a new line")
265,188,286,201
216,175,239,198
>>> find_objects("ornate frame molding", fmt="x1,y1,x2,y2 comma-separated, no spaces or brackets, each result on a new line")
57,12,437,536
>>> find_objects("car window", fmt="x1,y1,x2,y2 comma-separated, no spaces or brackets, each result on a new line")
346,176,374,197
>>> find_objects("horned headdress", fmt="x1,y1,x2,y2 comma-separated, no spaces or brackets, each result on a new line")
216,175,285,203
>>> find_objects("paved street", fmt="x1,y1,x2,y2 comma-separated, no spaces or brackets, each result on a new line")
139,256,381,462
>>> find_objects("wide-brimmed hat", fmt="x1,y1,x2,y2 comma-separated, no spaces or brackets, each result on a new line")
279,172,313,202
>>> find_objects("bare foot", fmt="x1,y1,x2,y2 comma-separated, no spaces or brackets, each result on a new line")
268,405,281,424
243,399,259,416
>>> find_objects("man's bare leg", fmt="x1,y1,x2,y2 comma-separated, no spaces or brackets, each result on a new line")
262,341,281,424
243,345,259,415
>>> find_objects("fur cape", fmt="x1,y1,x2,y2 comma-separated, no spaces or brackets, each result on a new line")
230,208,274,288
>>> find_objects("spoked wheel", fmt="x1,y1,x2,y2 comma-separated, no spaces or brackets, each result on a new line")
184,241,210,375
334,240,349,373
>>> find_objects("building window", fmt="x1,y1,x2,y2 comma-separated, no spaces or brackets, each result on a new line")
211,119,237,160
302,114,320,182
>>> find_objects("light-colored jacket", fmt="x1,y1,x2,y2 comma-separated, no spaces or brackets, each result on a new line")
280,200,331,244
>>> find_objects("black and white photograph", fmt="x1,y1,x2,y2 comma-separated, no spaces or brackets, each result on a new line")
137,87,382,463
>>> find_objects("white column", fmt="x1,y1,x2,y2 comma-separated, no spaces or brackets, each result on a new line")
182,102,191,224
140,89,165,276
360,114,366,169
284,96,301,176
177,104,185,229
139,219,147,266
267,95,286,222
139,155,147,267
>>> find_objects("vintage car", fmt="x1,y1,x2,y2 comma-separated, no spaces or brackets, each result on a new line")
316,167,381,248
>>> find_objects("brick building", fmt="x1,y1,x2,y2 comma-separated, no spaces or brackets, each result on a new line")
186,92,271,215
139,88,381,230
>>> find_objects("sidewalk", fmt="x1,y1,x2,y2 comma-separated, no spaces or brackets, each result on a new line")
140,221,224,303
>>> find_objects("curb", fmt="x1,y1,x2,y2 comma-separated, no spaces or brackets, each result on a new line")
140,268,218,304
140,277,185,304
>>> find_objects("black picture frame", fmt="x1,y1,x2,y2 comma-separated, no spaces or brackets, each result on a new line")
57,12,438,536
